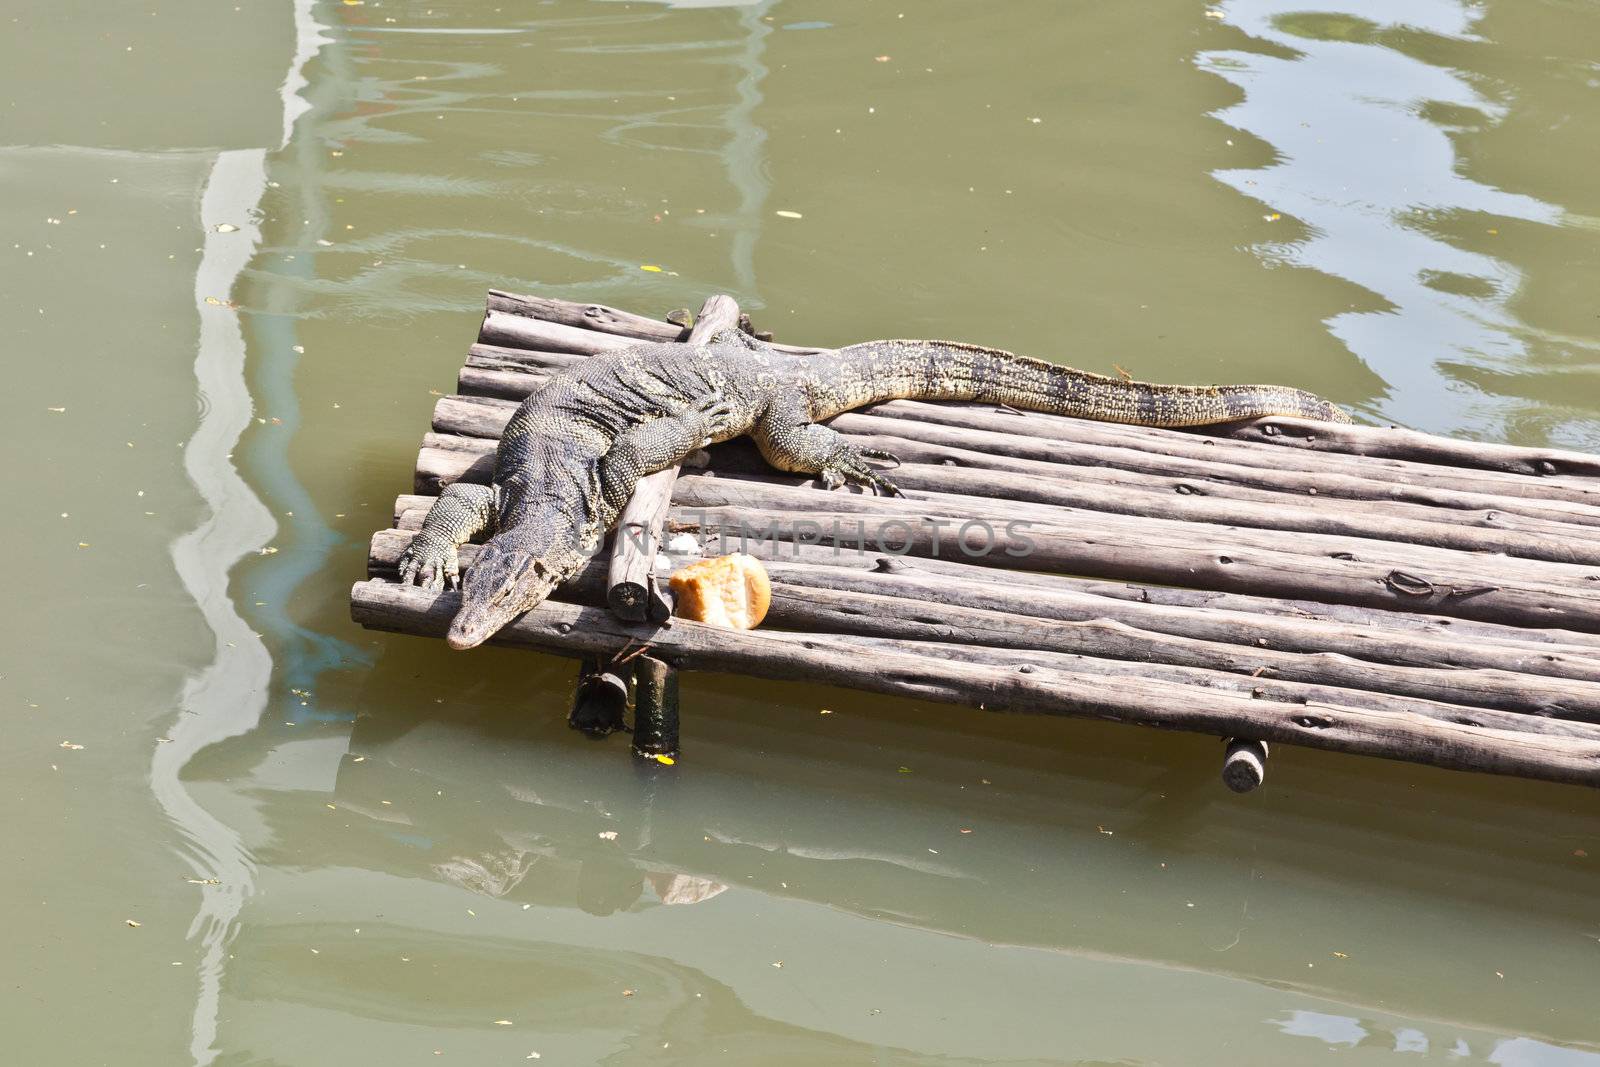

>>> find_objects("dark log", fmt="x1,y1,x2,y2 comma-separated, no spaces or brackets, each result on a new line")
632,654,681,762
1222,739,1269,793
348,580,1600,788
569,657,629,736
606,293,744,621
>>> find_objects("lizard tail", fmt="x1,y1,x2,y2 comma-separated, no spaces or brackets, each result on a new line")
830,340,1352,426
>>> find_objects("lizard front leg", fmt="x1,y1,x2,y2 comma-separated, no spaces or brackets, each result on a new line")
752,399,904,497
397,482,497,591
598,395,737,519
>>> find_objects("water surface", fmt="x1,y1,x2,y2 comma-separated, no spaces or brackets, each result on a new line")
3,1,1597,1063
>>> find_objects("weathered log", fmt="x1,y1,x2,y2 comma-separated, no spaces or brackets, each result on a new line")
817,631,1600,740
1222,739,1269,793
1197,414,1600,481
419,425,1600,565
446,356,1600,528
664,474,1599,587
486,289,690,343
485,288,823,355
607,293,743,621
412,429,1600,569
348,580,1600,788
607,471,676,623
672,503,1600,632
411,442,1600,604
430,393,1600,557
466,344,589,376
477,310,635,355
384,495,1600,649
755,581,1600,721
487,293,1600,485
371,527,1600,694
866,401,1600,505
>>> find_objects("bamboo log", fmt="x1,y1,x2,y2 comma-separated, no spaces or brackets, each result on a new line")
367,528,1600,691
433,393,1600,547
486,289,691,343
379,503,1600,646
412,428,1600,555
466,344,589,376
818,631,1600,740
376,509,1600,653
417,419,1600,564
664,474,1599,587
410,444,1600,601
485,288,823,355
477,310,636,355
490,290,1600,483
348,581,1600,788
754,581,1600,721
607,470,676,623
864,401,1600,505
671,503,1600,632
1197,415,1600,481
607,294,744,621
446,356,1600,529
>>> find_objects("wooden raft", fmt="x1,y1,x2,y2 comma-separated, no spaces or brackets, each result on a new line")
350,290,1600,789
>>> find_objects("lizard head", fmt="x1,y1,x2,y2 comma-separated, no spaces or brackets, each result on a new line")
446,534,586,650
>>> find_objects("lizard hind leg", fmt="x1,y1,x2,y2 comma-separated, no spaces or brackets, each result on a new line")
754,417,905,498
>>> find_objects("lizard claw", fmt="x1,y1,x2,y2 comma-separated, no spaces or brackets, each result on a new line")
397,537,460,593
820,445,906,497
695,396,739,445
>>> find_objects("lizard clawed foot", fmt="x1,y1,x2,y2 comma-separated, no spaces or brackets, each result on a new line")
397,537,462,592
695,397,739,446
819,445,906,497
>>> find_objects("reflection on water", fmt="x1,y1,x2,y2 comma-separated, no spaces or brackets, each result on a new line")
1200,0,1586,443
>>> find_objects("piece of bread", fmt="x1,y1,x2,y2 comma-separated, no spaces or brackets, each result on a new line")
668,554,771,629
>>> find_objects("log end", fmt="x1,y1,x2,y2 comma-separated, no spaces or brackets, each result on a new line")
1222,738,1269,793
570,658,629,738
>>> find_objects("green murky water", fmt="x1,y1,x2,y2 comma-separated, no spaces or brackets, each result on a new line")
3,1,1598,1063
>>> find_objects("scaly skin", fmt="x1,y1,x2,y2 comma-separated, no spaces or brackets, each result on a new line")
397,329,1351,649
